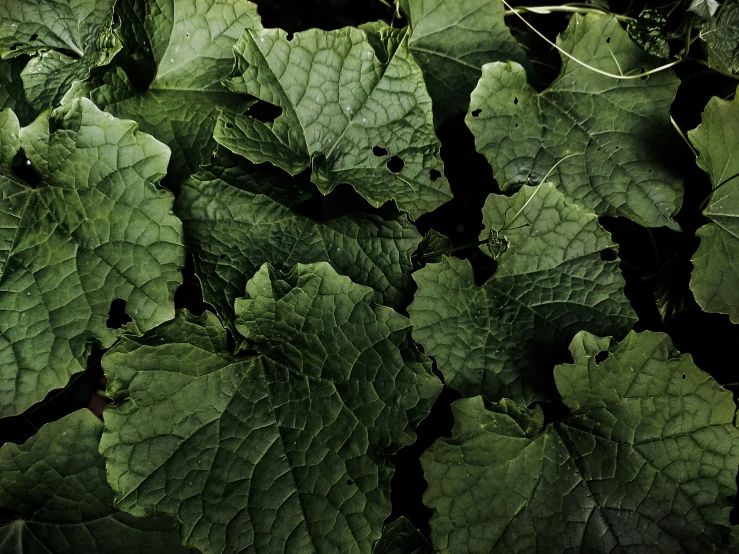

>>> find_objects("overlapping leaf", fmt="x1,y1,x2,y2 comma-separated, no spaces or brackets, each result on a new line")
422,330,739,553
0,0,121,111
0,57,35,126
703,0,739,73
408,183,636,404
466,14,683,229
0,99,184,417
176,148,422,335
398,0,529,125
214,24,452,219
67,0,262,185
0,410,194,553
687,88,739,322
100,263,442,554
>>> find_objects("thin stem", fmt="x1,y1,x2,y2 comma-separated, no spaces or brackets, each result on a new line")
501,0,680,80
700,172,739,211
504,5,635,22
686,57,739,81
670,115,698,157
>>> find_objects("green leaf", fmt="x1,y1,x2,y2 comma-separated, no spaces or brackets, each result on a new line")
373,518,433,554
214,25,452,219
689,0,721,19
408,183,636,404
65,0,263,186
422,330,739,553
0,410,194,553
0,98,185,417
703,0,739,74
466,14,682,229
627,8,671,59
687,88,739,322
398,0,529,125
0,0,121,111
175,148,422,337
100,263,442,554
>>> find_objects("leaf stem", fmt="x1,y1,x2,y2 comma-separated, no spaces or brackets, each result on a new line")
670,115,698,157
501,0,680,80
504,5,635,22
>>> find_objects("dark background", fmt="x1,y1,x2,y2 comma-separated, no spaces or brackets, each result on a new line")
2,0,739,539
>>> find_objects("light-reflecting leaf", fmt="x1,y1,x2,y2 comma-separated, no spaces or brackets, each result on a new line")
688,87,739,322
422,330,739,553
466,14,682,229
100,263,442,554
408,183,636,404
66,0,262,185
215,24,452,219
0,410,194,553
0,99,184,417
176,148,422,336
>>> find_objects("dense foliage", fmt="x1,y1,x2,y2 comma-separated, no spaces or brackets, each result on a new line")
2,0,739,552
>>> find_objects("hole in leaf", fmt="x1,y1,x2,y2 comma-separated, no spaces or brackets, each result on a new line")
286,32,294,41
600,248,617,261
9,43,22,51
471,108,482,117
429,169,441,181
245,100,282,123
346,479,354,485
640,67,648,80
682,373,687,380
386,156,404,173
514,123,518,127
12,151,40,188
29,33,38,42
606,37,611,44
106,298,133,329
372,145,388,157
225,122,233,129
219,254,226,260
595,351,609,364
513,97,518,105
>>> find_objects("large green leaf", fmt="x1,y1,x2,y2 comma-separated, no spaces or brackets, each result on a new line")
100,263,442,554
688,88,739,322
214,24,452,219
422,330,739,553
0,99,184,417
408,183,636,404
66,0,262,185
176,148,422,336
373,518,433,554
0,410,194,553
0,0,121,111
466,14,682,229
399,0,529,125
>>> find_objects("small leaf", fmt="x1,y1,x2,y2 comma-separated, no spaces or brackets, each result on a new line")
627,9,671,59
408,183,636,404
689,0,721,19
703,0,739,73
100,264,442,554
422,330,739,553
373,518,433,554
215,25,452,219
466,14,683,229
0,410,194,553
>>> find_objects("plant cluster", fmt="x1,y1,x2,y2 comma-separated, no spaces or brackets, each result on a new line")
1,0,739,552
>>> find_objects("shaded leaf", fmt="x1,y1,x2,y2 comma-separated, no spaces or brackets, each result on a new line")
703,0,739,73
466,14,682,229
422,330,739,553
215,24,452,219
66,0,262,185
0,57,36,126
175,148,422,337
373,518,433,554
408,183,636,404
399,0,529,125
0,99,185,417
0,0,121,110
687,87,739,322
100,263,442,554
0,410,194,553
